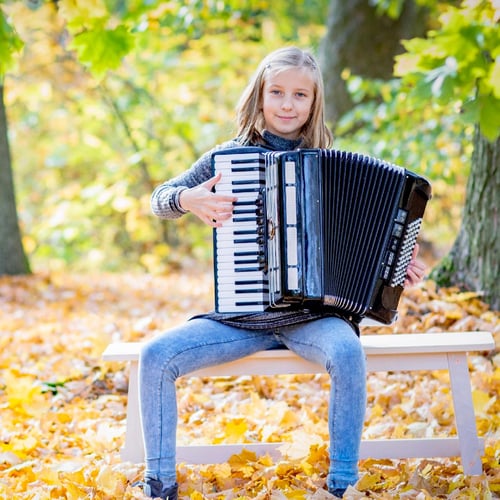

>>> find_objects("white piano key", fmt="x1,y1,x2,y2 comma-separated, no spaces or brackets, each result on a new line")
219,297,268,304
214,152,264,161
216,269,264,278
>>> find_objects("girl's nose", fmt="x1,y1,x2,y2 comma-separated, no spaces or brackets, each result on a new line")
281,95,293,110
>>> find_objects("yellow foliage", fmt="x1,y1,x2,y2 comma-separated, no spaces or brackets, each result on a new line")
472,389,496,416
3,372,49,417
0,272,498,498
215,418,248,444
356,471,382,491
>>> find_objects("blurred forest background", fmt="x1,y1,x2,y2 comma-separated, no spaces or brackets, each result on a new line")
1,1,499,498
1,0,498,305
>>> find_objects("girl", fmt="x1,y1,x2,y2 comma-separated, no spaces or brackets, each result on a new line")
134,46,425,499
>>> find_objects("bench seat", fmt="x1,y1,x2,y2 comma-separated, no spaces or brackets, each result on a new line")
102,331,494,475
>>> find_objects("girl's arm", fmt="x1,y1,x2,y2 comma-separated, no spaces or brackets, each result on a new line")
151,141,241,220
150,150,214,220
151,140,240,223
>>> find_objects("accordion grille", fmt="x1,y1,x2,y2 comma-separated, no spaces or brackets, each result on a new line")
320,150,406,314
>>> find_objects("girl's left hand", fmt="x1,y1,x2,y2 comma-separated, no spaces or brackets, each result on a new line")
405,243,426,287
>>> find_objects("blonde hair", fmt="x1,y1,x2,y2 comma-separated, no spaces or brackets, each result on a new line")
236,46,333,148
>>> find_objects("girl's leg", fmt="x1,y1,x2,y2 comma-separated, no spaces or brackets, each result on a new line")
279,317,366,492
138,319,280,486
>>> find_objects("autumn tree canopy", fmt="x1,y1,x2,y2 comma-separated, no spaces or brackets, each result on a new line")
0,0,499,306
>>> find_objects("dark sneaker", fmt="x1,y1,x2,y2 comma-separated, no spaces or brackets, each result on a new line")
329,487,346,498
132,478,178,499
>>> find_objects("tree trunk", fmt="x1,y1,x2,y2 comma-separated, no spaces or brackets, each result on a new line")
433,128,499,310
0,84,31,275
319,0,427,127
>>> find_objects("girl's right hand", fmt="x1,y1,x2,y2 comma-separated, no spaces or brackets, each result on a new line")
179,173,237,227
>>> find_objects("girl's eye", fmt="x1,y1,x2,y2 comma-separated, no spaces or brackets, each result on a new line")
296,92,307,98
270,89,281,95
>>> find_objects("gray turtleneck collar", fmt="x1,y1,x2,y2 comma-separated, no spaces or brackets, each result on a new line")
261,130,303,151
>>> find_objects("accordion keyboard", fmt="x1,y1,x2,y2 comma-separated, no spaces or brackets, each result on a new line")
213,149,268,313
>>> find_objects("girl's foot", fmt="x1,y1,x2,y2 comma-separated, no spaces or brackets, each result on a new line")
132,478,178,499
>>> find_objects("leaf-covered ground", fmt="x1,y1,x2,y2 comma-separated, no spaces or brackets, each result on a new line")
0,271,498,499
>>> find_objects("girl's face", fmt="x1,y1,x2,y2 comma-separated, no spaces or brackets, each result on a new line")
262,67,315,140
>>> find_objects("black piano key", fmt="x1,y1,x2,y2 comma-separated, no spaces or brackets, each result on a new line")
234,251,265,257
233,217,260,223
234,200,257,206
234,238,260,244
235,280,268,285
235,266,262,272
235,258,261,265
235,301,268,306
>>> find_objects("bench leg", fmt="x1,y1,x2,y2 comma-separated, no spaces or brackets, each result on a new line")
121,361,145,463
447,353,483,475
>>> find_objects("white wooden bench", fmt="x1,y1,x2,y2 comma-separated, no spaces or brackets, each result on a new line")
102,331,494,475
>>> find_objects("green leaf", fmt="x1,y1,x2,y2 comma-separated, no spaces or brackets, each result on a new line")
460,98,480,125
478,95,500,141
69,24,135,78
462,95,500,141
0,9,24,77
41,381,67,395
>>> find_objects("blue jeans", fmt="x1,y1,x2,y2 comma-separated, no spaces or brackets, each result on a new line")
138,316,366,492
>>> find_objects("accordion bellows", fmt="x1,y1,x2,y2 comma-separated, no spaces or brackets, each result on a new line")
213,147,431,324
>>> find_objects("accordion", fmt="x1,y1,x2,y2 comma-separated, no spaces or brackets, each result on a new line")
212,147,431,324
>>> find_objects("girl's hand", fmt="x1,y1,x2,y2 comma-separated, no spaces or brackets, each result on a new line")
179,173,237,227
404,243,426,287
